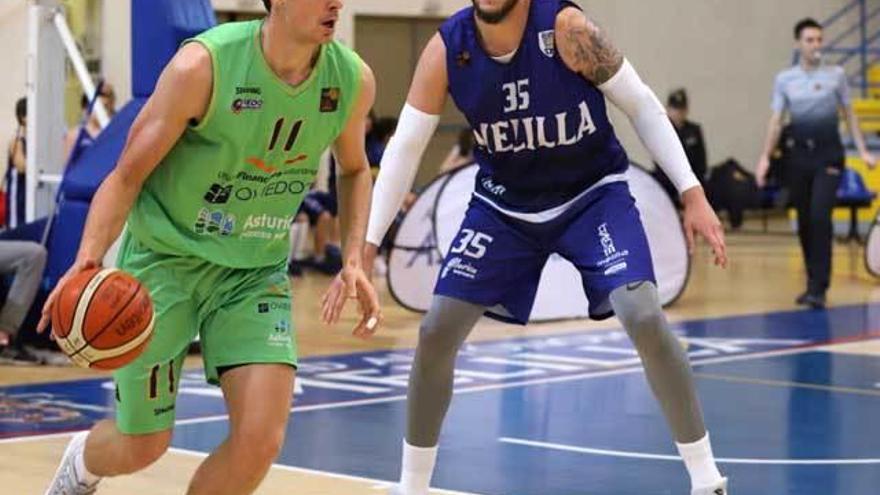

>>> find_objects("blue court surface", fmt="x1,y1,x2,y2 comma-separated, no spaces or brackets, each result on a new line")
3,304,880,494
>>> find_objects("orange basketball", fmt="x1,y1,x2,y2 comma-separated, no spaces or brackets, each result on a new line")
51,267,155,370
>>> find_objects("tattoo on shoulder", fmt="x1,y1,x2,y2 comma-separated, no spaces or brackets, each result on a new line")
564,18,623,85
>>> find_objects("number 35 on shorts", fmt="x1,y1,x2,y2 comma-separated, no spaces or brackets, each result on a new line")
450,229,494,259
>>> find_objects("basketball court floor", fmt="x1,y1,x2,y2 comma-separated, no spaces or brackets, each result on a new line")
2,227,879,494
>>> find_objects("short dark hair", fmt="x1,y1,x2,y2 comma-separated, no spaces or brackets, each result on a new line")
795,18,822,40
15,97,26,126
667,88,688,110
262,0,271,12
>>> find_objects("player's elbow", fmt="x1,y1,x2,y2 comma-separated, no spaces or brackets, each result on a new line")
337,156,371,178
602,62,664,122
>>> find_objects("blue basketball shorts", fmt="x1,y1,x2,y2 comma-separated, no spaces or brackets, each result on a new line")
434,181,656,323
298,191,338,226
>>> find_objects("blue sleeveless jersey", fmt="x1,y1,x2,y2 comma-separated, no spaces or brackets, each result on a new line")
439,0,629,214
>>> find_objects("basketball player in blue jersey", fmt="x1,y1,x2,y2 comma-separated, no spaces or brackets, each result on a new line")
324,1,729,493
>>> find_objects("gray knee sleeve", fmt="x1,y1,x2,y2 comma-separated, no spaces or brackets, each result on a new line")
406,296,485,447
610,281,707,443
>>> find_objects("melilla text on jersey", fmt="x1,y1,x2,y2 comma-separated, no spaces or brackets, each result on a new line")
472,78,599,155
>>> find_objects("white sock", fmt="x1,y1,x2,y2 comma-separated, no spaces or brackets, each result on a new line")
676,433,723,489
399,440,438,495
74,447,101,485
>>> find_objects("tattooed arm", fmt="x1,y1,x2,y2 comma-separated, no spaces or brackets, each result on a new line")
556,7,728,268
555,6,623,85
556,8,696,187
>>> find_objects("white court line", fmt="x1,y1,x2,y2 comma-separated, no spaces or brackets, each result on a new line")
0,341,849,439
499,437,880,466
0,434,481,493
168,447,483,494
0,430,82,445
0,339,869,492
175,341,840,426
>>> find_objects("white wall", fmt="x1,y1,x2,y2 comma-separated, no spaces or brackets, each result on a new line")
101,0,131,105
333,0,853,169
0,0,857,228
208,0,455,46
582,0,852,169
0,1,29,160
52,0,866,171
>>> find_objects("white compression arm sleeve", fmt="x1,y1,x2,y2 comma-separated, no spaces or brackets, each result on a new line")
599,59,700,194
366,104,441,246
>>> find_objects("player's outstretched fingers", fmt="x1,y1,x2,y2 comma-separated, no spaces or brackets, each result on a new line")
39,260,99,333
712,225,728,268
355,312,382,339
352,277,382,339
685,224,696,255
38,280,66,333
37,296,55,333
327,270,355,325
321,275,345,325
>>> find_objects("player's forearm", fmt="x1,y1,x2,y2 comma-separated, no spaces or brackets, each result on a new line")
365,104,439,246
76,172,140,263
599,60,699,194
760,115,783,159
337,166,373,268
846,108,870,156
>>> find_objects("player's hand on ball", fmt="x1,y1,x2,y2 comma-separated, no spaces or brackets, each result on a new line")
38,258,101,334
682,188,728,269
321,265,383,339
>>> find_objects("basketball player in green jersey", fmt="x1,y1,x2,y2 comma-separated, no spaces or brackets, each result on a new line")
40,1,380,493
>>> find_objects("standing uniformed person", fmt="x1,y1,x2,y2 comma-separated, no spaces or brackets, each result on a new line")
654,89,708,204
756,17,876,309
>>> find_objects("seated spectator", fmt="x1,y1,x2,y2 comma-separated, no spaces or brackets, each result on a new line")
64,82,117,161
365,110,381,166
653,88,708,205
288,153,342,276
6,97,27,229
294,190,342,275
368,116,398,170
0,240,47,364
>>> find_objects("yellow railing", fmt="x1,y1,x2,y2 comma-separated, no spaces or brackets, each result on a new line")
852,98,880,132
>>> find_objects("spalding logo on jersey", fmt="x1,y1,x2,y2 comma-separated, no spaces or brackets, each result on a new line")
473,101,598,154
538,30,555,58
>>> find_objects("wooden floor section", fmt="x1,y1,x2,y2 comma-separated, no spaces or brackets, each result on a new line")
2,224,879,493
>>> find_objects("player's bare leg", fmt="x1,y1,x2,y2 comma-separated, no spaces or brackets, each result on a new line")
85,421,171,476
45,422,171,494
187,364,295,495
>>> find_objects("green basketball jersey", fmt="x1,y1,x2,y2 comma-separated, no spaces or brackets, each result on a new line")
127,20,362,268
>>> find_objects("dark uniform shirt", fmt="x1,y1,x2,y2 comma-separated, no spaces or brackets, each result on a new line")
654,119,707,201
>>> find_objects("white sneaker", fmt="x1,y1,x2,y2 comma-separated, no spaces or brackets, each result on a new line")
45,431,100,494
692,477,728,495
